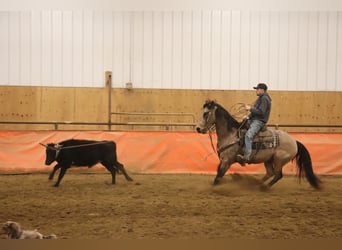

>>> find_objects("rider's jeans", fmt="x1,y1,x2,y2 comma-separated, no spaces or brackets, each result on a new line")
244,119,265,160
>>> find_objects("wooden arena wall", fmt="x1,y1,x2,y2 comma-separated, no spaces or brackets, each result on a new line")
0,86,341,132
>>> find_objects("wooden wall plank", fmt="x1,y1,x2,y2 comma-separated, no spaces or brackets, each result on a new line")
0,86,341,132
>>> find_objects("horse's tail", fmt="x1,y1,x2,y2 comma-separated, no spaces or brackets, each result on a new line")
294,141,321,190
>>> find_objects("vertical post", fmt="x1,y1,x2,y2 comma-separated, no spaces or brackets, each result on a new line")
105,71,112,130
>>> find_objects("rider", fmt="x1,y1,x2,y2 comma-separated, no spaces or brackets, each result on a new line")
237,83,272,165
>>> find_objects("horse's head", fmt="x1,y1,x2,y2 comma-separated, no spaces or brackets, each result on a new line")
196,100,218,134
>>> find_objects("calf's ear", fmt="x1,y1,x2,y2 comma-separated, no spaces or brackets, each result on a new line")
39,143,48,148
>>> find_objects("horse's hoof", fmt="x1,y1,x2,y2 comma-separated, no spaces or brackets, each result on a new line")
259,184,270,192
213,179,220,185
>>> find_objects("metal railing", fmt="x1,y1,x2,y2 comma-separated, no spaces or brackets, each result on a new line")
110,111,196,123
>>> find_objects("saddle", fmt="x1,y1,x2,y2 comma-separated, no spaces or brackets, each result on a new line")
239,127,279,150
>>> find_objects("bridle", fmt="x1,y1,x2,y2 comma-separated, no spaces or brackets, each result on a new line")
202,106,247,156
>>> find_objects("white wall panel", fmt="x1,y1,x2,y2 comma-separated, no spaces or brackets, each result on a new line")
249,11,260,86
72,11,83,85
230,11,241,88
191,11,202,88
277,12,289,90
297,12,309,90
307,12,319,89
151,12,163,88
103,11,113,73
112,12,124,87
41,11,52,85
210,11,222,89
316,12,328,90
9,12,20,84
132,12,143,87
220,11,231,89
172,11,182,89
122,12,132,87
142,12,153,88
0,10,342,91
337,13,342,89
259,12,270,85
326,12,338,90
82,11,93,86
200,11,211,89
268,12,280,89
62,11,73,85
93,11,104,86
287,12,299,90
51,11,63,86
20,11,31,85
31,11,42,85
239,11,251,89
161,12,173,89
0,12,9,84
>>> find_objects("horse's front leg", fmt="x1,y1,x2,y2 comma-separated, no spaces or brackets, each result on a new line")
213,159,232,185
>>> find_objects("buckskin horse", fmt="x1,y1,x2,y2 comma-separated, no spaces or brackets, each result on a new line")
196,100,321,190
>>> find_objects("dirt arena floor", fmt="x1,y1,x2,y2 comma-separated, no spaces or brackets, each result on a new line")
0,172,341,239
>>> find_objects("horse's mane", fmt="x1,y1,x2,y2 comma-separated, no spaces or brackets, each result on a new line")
204,100,244,129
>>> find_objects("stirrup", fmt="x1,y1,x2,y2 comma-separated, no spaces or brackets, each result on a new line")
236,154,249,166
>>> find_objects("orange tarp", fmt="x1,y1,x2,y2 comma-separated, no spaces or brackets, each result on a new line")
0,131,341,175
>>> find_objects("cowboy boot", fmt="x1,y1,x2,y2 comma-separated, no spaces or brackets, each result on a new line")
236,154,250,166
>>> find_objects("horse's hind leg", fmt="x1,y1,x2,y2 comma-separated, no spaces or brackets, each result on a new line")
267,170,283,187
261,159,275,184
266,160,289,188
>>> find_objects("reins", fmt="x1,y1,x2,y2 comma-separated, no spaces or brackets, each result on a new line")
204,105,248,157
207,125,217,154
